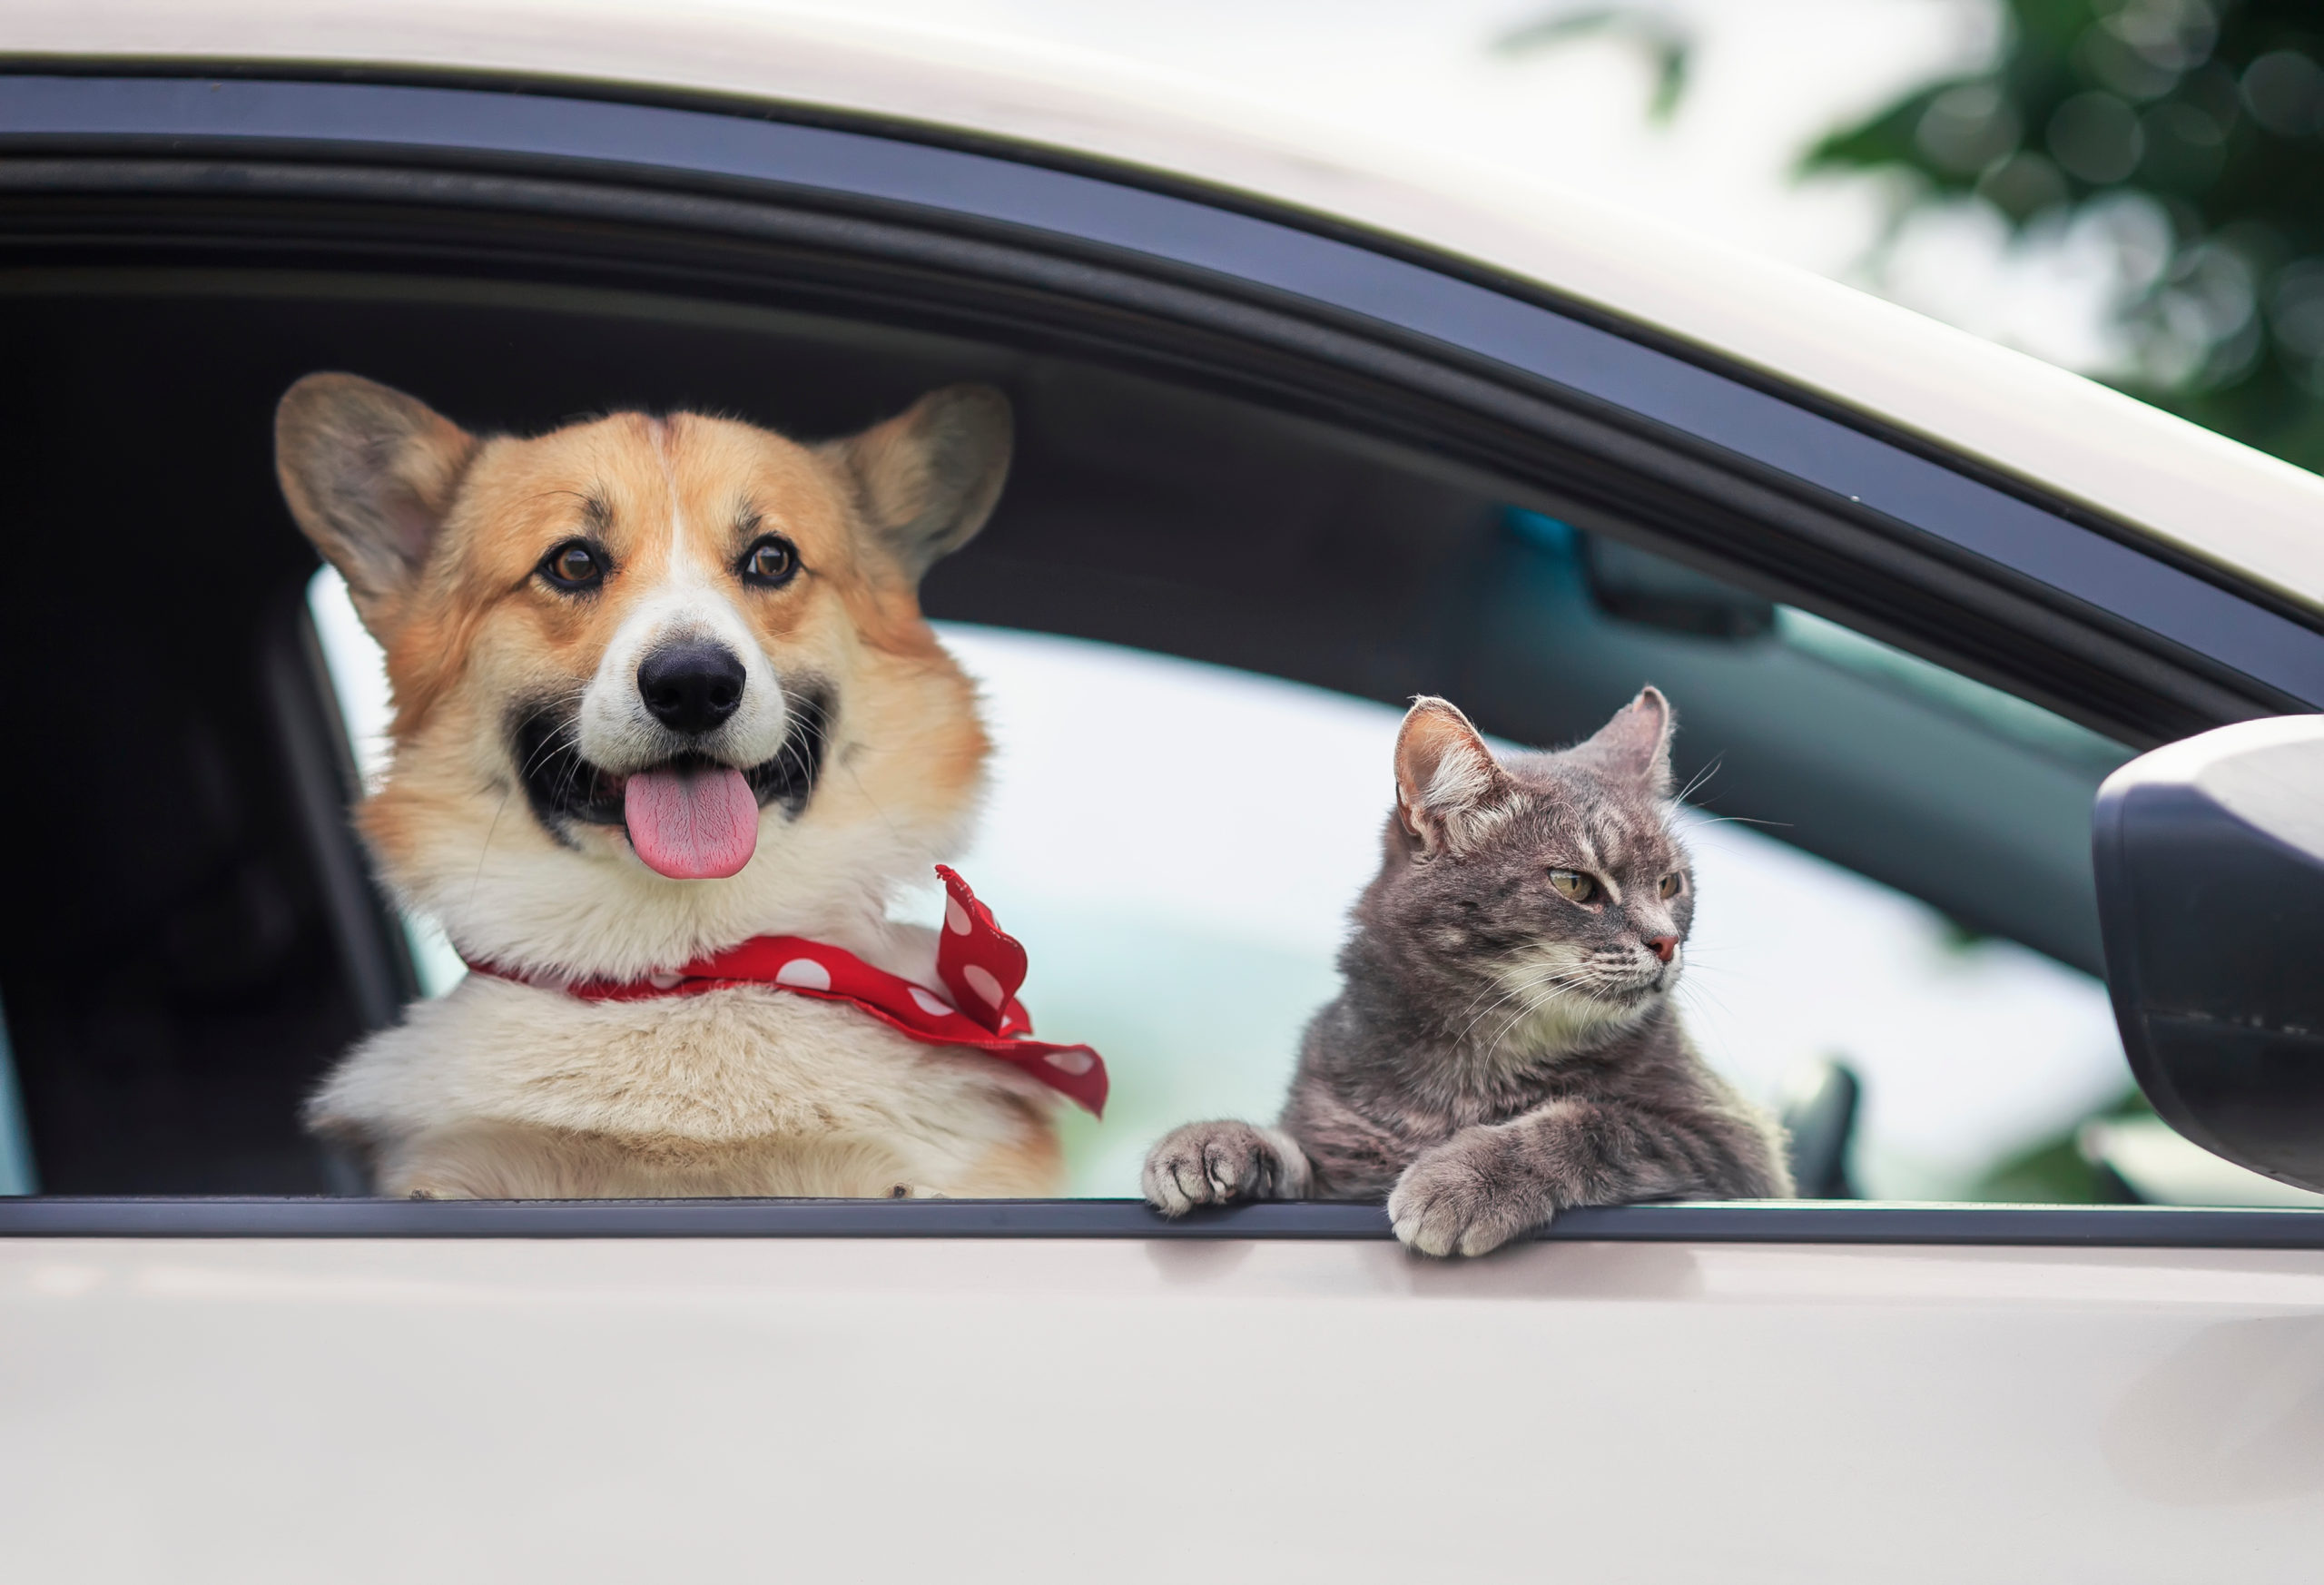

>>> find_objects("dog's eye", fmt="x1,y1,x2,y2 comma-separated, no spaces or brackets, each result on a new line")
540,540,604,590
1660,872,1684,900
739,535,800,587
1549,869,1598,903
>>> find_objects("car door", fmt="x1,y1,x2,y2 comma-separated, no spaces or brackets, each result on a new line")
3,57,2323,1581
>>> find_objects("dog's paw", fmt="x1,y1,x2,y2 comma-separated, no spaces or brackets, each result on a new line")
1387,1140,1552,1258
1142,1120,1302,1216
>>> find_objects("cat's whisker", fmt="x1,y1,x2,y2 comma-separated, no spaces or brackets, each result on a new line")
1674,753,1725,806
1447,954,1558,1022
1448,959,1591,1027
1451,969,1593,1048
1482,975,1600,1065
1459,967,1594,1034
1674,979,1740,1024
1439,941,1553,1009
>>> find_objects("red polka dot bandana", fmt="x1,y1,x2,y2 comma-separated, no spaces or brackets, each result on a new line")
462,866,1107,1116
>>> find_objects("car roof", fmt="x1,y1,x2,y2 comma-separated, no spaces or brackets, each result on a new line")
14,0,2324,615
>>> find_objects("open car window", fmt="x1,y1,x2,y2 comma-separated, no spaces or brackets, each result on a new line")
5,71,2320,1214
0,264,2292,1208
305,550,2300,1207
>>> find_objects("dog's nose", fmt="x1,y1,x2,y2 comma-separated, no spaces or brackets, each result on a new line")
637,641,746,735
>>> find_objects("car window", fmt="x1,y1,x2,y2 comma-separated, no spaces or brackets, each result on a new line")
309,533,2280,1206
8,253,2296,1209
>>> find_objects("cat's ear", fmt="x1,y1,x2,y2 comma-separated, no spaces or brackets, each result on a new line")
276,373,478,639
1572,685,1675,798
1394,696,1512,857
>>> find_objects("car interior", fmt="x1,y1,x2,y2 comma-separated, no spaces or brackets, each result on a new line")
0,271,2136,1196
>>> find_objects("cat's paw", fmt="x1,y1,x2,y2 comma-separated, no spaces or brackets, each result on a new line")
1142,1120,1305,1216
1387,1141,1552,1257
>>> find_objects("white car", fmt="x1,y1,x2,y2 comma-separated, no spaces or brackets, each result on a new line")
4,4,2323,1579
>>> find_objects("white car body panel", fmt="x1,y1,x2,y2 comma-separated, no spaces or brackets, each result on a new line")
5,1235,2321,1580
12,0,2324,612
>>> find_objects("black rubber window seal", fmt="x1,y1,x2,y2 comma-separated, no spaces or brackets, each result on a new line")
3,1196,2322,1248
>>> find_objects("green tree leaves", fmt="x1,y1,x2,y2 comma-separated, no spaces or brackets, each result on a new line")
1808,0,2324,471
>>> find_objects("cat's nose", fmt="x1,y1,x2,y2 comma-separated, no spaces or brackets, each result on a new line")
1645,935,1679,964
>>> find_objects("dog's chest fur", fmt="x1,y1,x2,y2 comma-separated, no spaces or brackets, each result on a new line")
310,980,1059,1196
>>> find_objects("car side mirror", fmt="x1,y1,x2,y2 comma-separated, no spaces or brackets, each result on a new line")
2093,715,2324,1194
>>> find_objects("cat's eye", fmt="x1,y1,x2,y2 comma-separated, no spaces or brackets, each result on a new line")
739,534,801,587
1549,869,1598,903
1659,872,1684,899
539,539,605,590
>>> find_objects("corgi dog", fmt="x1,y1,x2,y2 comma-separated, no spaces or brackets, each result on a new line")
276,374,1066,1199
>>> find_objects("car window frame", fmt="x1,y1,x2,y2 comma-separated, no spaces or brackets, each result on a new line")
6,68,2324,1244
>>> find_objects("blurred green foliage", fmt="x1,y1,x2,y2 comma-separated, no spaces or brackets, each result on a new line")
1968,1087,2150,1202
1807,0,2324,472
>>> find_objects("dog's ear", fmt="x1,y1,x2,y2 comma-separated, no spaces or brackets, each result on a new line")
276,373,478,636
826,385,1012,582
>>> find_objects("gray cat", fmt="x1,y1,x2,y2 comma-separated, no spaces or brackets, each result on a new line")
1143,688,1792,1255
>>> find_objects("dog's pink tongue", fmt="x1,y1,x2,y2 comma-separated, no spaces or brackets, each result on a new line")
623,764,759,880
